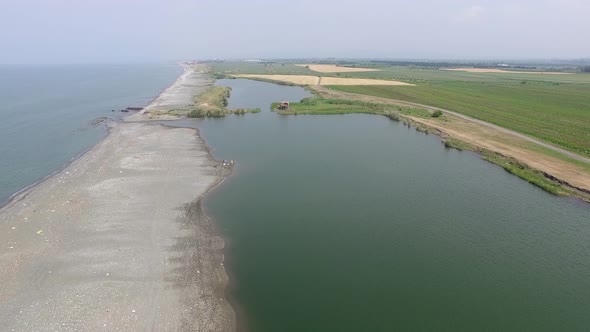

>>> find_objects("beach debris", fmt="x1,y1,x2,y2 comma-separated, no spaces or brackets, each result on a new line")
91,117,109,126
222,160,234,167
36,230,43,235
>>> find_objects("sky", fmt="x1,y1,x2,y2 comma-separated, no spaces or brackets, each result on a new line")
1,0,589,64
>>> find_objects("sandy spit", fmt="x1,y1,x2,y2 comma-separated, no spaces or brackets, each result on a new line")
0,124,235,330
126,62,213,121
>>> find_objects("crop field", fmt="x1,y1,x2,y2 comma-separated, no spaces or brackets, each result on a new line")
331,81,590,157
325,65,590,84
322,66,590,157
441,68,571,74
233,74,414,86
210,62,315,76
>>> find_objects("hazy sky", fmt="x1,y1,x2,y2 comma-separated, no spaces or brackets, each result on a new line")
1,0,589,63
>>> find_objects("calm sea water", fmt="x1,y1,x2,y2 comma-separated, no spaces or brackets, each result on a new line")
190,79,590,331
0,63,182,204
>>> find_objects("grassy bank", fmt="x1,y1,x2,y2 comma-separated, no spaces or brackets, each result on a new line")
271,98,388,115
480,151,570,195
272,97,445,119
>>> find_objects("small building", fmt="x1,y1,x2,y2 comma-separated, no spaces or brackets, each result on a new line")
278,101,289,110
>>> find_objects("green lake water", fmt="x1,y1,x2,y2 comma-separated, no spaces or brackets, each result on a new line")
177,79,590,331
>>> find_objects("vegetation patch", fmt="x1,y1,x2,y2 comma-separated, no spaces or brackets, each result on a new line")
481,151,570,195
271,97,395,115
188,86,260,118
443,137,476,151
271,97,443,118
399,107,435,118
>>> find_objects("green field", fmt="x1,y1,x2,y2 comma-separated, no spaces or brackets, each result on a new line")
329,66,590,157
211,62,315,76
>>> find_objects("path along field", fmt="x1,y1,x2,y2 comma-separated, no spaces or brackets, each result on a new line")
233,74,414,86
296,64,380,73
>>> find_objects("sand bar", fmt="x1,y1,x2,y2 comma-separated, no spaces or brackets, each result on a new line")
127,63,213,121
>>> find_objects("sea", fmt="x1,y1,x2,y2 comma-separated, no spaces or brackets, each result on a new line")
0,63,182,204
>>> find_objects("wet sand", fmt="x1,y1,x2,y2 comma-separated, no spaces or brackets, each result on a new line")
0,67,234,331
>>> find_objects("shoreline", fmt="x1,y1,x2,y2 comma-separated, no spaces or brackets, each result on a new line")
0,126,109,210
0,64,236,330
1,61,208,209
0,62,195,209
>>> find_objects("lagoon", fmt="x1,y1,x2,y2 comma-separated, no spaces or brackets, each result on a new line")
196,79,590,331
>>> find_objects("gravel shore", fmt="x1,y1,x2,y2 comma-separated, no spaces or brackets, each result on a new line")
126,63,213,122
0,122,235,331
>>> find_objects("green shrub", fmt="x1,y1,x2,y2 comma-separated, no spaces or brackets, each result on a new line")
431,110,443,118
